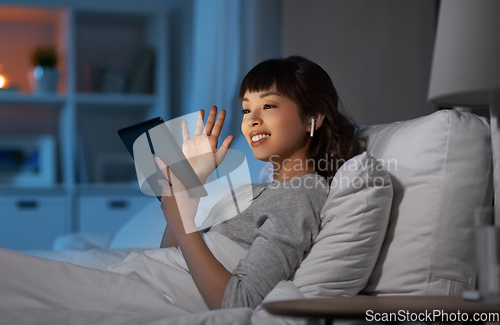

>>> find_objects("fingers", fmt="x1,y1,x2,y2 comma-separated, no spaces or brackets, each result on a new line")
158,178,172,197
158,178,171,188
181,120,190,141
154,156,169,179
215,135,234,166
194,109,205,136
192,106,226,139
210,109,226,139
203,106,217,136
154,157,182,192
221,135,234,149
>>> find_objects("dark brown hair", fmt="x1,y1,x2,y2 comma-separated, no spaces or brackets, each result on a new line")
239,56,359,183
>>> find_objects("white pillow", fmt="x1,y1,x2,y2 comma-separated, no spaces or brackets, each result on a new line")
358,110,493,295
53,232,114,250
109,201,165,249
292,151,393,297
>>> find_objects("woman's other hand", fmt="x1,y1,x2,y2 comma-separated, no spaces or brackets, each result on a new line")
182,106,234,184
155,157,199,235
155,156,232,309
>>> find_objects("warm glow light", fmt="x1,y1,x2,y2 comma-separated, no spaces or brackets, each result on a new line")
0,63,5,88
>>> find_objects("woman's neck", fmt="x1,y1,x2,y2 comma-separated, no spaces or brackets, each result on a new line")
271,157,316,183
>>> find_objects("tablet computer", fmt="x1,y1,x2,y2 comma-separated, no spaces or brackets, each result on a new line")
118,117,208,201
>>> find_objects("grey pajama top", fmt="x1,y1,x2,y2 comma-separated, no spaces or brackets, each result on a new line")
207,173,329,309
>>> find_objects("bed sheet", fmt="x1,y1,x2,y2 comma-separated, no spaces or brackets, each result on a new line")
0,282,314,325
0,232,318,325
21,247,139,270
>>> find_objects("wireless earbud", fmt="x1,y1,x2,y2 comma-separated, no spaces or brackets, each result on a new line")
310,117,315,137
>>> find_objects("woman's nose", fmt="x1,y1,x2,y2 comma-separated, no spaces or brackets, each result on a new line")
247,112,263,127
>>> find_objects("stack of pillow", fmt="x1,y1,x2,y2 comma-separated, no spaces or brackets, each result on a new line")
292,151,393,297
294,110,492,297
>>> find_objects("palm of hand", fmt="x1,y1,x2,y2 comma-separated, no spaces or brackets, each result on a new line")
181,106,234,184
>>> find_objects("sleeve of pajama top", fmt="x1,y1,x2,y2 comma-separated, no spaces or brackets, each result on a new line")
220,174,329,309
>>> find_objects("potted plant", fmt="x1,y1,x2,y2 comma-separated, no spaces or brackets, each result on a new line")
30,45,59,93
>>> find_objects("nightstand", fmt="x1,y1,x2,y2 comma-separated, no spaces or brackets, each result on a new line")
263,295,500,324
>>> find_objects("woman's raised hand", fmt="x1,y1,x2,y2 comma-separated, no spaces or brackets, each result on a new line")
182,106,234,184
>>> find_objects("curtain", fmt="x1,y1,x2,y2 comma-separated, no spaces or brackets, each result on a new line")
186,0,280,183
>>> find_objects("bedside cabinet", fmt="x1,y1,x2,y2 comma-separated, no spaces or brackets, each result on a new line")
77,195,154,234
0,194,68,250
263,295,500,324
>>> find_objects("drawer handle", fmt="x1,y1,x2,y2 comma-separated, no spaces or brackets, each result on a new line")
108,200,128,209
17,201,39,209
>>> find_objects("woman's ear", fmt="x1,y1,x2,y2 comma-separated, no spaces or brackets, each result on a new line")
315,114,325,129
309,114,326,132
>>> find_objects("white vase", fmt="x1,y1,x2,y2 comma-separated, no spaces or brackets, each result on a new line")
32,66,59,93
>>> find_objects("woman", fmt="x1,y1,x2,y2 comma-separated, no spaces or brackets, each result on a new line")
0,56,358,314
154,56,359,310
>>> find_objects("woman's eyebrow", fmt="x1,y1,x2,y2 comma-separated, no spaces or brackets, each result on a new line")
260,92,281,98
242,92,281,102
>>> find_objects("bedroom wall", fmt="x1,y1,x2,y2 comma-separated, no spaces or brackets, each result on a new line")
280,0,439,125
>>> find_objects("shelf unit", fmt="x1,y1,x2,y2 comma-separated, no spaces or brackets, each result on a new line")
0,1,182,250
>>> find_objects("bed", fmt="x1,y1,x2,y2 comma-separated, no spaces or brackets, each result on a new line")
0,109,492,325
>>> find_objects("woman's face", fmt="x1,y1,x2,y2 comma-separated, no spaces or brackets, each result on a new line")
241,85,311,165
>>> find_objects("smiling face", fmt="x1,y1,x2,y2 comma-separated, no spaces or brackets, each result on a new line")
241,85,312,167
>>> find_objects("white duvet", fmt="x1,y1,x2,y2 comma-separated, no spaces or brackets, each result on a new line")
0,231,317,325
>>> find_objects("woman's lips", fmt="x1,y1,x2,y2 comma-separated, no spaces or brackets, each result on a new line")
251,136,270,147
